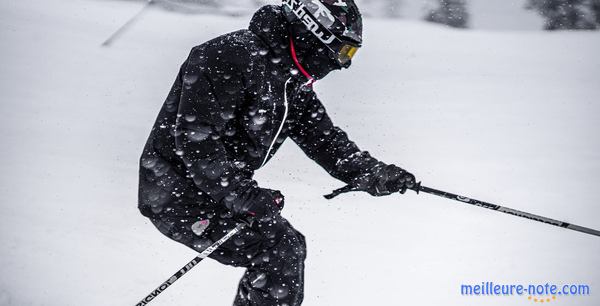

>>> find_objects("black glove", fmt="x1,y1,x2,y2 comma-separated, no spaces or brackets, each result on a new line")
351,164,416,196
223,184,284,225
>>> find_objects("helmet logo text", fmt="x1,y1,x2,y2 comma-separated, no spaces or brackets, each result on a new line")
283,0,336,45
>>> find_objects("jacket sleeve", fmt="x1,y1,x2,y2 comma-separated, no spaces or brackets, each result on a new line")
174,45,274,214
289,89,386,185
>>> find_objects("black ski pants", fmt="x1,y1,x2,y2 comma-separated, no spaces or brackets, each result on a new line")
150,212,307,306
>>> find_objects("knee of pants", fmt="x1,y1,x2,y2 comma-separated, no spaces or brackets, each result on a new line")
273,228,307,267
242,224,306,269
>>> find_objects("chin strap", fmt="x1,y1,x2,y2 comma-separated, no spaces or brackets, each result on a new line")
289,37,315,87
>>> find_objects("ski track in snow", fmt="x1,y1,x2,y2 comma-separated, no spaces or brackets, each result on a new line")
1,0,599,305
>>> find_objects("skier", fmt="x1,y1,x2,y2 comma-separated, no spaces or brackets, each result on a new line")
138,0,416,305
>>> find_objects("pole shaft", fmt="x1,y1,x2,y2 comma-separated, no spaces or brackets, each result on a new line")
418,185,600,237
102,0,154,47
135,223,245,306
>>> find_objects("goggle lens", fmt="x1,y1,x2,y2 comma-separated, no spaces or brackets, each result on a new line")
338,44,359,65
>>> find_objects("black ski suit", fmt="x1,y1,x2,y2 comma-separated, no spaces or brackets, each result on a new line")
138,5,387,306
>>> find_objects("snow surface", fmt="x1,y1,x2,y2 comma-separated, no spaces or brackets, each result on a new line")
127,0,546,31
359,0,545,30
1,0,599,305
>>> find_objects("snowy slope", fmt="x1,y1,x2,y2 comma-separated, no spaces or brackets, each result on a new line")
360,0,544,30
0,0,599,305
125,0,546,30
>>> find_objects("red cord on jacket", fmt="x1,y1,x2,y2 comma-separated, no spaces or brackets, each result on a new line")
289,37,315,87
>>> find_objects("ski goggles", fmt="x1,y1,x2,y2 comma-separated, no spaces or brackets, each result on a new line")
283,0,362,66
333,41,360,66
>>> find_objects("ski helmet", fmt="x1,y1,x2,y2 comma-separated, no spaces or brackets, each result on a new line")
282,0,362,66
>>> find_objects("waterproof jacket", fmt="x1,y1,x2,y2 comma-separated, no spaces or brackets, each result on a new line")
138,5,386,219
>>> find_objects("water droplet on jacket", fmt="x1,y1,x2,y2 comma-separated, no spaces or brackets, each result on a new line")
184,114,196,122
220,111,235,120
265,230,277,239
225,129,236,136
148,192,159,202
250,273,268,288
259,49,268,56
233,237,246,246
192,238,212,251
188,126,212,142
252,115,267,125
269,285,289,299
166,104,177,112
220,179,229,187
151,204,163,214
271,57,281,64
141,157,158,169
234,161,246,169
183,74,199,85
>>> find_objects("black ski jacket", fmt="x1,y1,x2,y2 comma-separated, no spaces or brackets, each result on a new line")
138,5,386,219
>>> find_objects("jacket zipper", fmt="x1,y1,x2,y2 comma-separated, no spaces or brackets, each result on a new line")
259,77,291,168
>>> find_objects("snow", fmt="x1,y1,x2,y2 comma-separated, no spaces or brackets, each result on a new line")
1,0,599,305
360,0,544,30
118,0,546,30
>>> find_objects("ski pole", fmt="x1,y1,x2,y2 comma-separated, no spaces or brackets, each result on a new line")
324,183,600,238
102,0,154,47
135,223,245,306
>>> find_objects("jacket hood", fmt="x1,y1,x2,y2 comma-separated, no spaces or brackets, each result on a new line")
249,5,292,63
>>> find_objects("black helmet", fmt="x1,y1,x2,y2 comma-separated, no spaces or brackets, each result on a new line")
282,0,363,66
